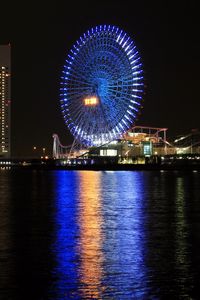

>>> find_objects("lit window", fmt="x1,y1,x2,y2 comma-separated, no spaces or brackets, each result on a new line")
84,96,99,106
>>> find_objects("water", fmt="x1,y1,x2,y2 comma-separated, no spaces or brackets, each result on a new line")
0,169,200,299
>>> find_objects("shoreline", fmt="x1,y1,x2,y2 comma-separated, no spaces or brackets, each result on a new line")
4,163,200,171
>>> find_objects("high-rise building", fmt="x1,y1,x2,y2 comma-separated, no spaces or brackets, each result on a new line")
0,45,11,158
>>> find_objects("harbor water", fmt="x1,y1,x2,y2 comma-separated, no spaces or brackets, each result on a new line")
0,169,200,299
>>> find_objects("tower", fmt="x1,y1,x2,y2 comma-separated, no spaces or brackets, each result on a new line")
0,45,11,158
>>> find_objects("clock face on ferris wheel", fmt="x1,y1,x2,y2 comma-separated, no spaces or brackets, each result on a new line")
60,25,144,147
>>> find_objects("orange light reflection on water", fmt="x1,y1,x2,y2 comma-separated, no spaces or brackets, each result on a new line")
78,171,104,299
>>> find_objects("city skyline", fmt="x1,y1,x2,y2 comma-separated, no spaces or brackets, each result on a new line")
0,1,199,157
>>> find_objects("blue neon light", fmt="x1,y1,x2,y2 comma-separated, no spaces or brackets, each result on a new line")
60,25,144,146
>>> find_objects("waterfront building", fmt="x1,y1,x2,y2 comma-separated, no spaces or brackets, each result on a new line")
0,45,11,158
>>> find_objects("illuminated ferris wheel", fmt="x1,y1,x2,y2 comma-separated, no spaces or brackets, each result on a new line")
60,25,144,147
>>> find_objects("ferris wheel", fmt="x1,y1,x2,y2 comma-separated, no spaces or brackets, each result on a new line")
60,25,144,147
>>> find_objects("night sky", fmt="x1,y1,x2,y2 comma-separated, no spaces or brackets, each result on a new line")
1,1,199,158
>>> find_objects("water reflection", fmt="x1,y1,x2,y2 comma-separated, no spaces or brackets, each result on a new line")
52,170,149,299
77,171,104,298
51,171,79,299
0,171,13,299
174,176,191,296
101,172,148,299
50,170,200,299
1,170,200,299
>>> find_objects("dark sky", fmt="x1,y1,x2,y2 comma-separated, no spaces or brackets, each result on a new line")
1,1,199,157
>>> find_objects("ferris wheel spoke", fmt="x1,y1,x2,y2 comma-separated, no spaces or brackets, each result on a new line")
67,74,91,87
67,103,84,118
69,65,92,81
66,91,89,100
66,87,89,93
107,87,133,99
72,107,89,124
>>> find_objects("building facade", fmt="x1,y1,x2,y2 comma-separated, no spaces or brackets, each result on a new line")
0,45,11,158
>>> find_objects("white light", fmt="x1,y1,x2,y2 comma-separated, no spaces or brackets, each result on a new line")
122,37,130,48
127,110,135,117
132,89,142,92
119,33,126,45
131,94,142,99
116,30,123,42
122,119,127,126
115,126,120,133
132,64,141,70
125,115,131,121
127,48,134,56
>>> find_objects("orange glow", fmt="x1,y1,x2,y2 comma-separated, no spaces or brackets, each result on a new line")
84,96,98,106
78,171,104,298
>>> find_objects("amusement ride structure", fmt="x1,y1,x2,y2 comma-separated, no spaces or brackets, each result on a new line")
53,25,200,160
54,25,144,159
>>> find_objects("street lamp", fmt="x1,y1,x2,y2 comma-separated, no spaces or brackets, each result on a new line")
33,146,37,158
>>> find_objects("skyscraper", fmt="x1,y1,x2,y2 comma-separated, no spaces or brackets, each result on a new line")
0,45,11,158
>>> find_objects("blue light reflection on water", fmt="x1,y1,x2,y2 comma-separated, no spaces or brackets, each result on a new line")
101,171,149,299
50,171,80,299
1,169,200,299
50,170,149,299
